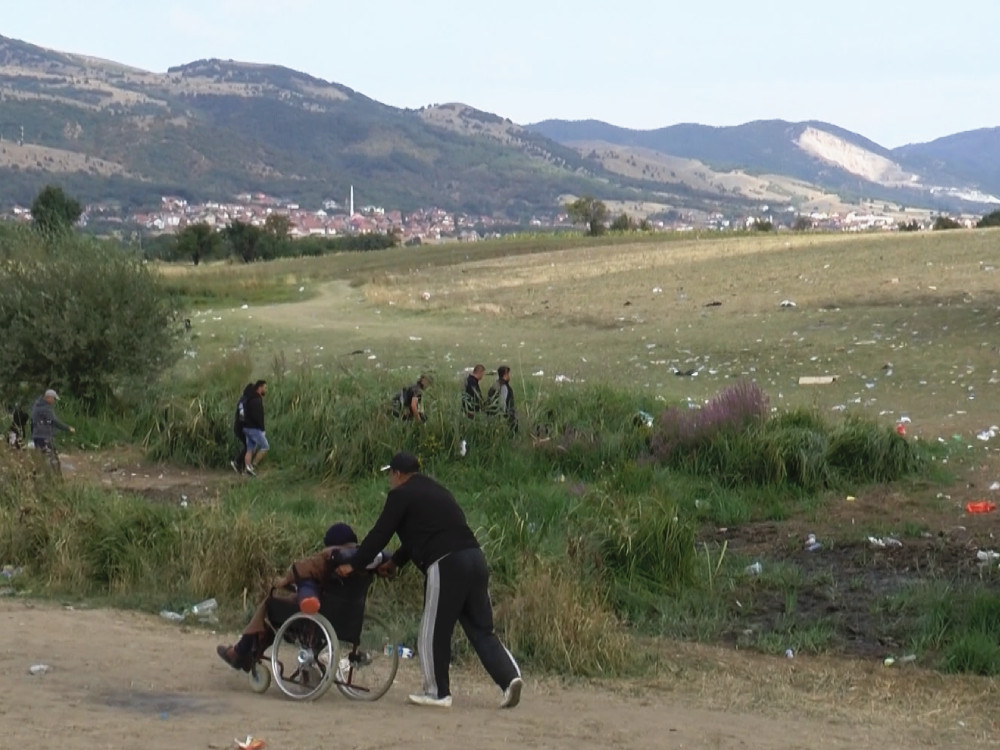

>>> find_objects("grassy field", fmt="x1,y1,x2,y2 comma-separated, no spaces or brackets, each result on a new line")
173,227,1000,438
6,226,1000,678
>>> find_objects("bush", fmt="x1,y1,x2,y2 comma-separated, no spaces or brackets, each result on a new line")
652,380,769,463
0,228,181,406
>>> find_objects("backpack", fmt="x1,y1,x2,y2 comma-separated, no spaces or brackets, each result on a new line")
390,388,408,418
233,396,246,433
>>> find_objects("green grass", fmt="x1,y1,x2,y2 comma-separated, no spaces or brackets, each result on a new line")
5,227,1000,677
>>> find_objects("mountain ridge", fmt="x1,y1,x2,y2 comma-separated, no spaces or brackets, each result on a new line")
0,33,996,220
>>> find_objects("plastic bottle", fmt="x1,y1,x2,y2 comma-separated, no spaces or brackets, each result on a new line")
190,598,217,618
745,561,762,576
159,610,185,622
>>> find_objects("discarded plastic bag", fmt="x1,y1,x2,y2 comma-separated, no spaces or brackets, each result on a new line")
868,536,902,549
235,736,266,750
965,501,996,514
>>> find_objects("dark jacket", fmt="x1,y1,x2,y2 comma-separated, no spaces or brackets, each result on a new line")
243,388,265,430
487,379,515,417
463,373,484,415
350,473,480,574
30,396,69,441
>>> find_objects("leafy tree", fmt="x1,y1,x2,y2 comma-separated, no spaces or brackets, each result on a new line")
566,196,609,236
263,213,293,239
0,230,180,407
792,217,813,231
897,220,920,232
31,185,82,235
224,220,264,262
977,210,1000,228
609,212,636,232
174,222,222,265
752,219,774,232
933,216,961,231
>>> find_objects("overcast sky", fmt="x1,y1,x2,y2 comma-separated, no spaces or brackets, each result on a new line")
5,0,997,148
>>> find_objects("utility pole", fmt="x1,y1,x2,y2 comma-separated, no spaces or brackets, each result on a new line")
18,125,23,146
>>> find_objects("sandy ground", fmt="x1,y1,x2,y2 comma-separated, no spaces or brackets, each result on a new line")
2,601,996,750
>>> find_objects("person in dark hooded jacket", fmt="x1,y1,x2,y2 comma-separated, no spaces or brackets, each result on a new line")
30,389,74,452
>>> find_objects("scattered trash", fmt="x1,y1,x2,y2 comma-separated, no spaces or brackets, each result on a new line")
420,292,431,301
235,736,266,750
240,304,249,310
652,287,663,294
899,416,911,423
798,375,837,385
704,300,722,307
868,536,903,549
159,610,185,622
976,428,997,441
635,410,654,428
191,598,218,619
976,550,999,562
804,533,822,552
966,501,997,514
744,561,763,576
458,440,467,457
990,482,1000,492
28,664,50,675
883,654,916,667
779,299,797,308
845,495,856,502
386,644,414,659
532,370,544,377
784,648,794,659
1,565,23,579
554,374,574,383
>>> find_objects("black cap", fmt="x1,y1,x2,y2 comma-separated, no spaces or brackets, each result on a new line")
380,451,420,474
323,522,358,547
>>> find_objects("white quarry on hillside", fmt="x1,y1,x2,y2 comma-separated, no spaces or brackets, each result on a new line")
796,127,919,187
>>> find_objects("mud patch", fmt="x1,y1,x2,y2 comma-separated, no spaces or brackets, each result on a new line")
102,688,226,716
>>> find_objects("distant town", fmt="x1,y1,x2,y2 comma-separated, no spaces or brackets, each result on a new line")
1,189,982,242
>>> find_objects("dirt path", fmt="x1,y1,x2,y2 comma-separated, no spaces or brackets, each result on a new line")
2,601,997,750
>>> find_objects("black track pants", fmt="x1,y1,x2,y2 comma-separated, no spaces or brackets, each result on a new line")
418,547,520,699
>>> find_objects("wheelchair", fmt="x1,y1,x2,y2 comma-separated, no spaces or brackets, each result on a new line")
247,573,400,702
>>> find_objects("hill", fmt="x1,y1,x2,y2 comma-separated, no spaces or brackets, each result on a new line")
0,34,996,220
528,119,1000,212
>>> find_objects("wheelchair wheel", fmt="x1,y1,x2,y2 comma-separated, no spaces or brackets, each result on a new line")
334,611,400,701
248,662,271,694
270,612,338,701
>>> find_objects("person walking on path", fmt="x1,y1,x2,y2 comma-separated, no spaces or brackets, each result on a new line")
337,451,523,710
30,388,75,470
462,364,486,418
241,380,268,476
487,365,518,432
230,382,254,474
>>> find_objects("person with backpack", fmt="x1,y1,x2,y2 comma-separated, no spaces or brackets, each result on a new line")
241,380,268,476
393,374,431,422
229,382,255,474
487,366,517,432
30,389,75,471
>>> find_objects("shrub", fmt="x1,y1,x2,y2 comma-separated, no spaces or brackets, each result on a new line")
651,380,769,463
0,228,181,407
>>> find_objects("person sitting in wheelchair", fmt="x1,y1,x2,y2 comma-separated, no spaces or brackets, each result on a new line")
217,522,390,672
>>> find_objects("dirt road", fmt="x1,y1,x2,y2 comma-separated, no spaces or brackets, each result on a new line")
2,601,996,750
